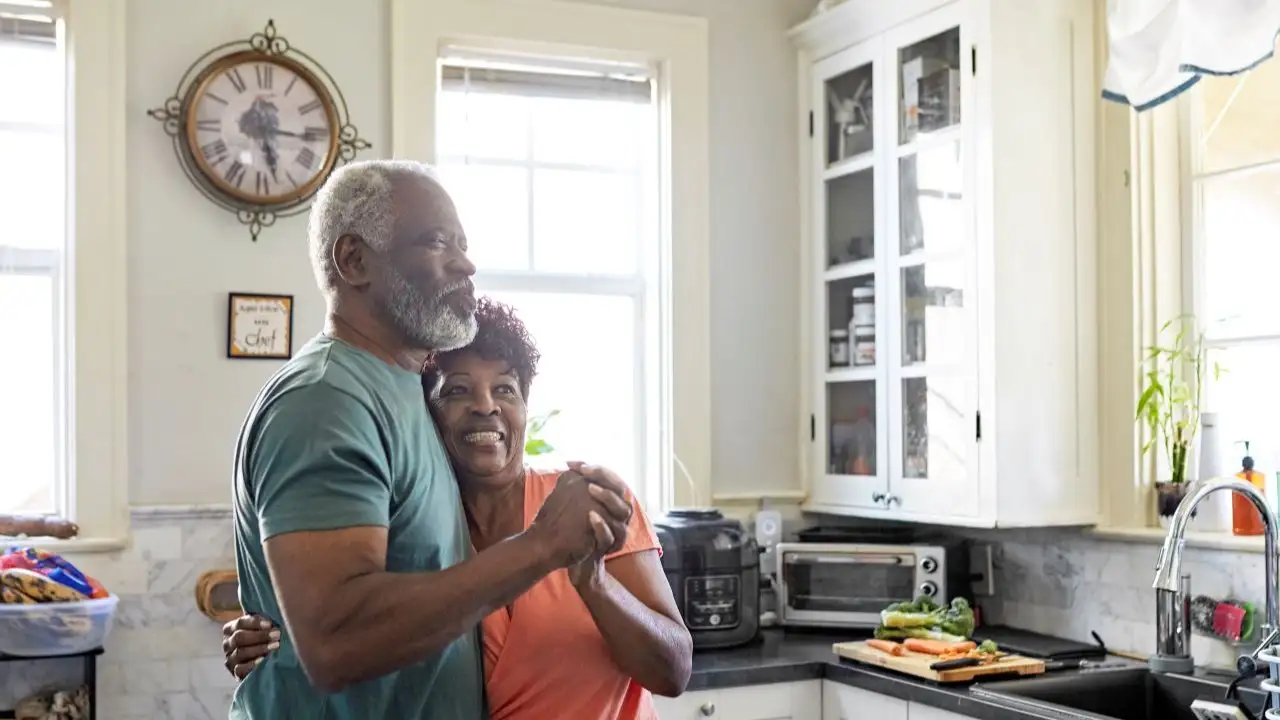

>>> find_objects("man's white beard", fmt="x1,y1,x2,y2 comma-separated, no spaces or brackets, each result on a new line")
381,265,477,351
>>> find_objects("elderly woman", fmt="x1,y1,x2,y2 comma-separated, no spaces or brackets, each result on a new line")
222,297,692,719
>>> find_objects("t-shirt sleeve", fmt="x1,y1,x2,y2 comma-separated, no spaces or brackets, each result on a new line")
247,384,392,541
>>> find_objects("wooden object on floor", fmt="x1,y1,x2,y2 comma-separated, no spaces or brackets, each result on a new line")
194,570,241,624
833,641,1047,683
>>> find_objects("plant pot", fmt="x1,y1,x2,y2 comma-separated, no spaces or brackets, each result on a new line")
1155,481,1196,529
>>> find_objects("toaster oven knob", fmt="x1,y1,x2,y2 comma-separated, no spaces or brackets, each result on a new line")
700,703,716,716
920,557,938,574
918,581,938,597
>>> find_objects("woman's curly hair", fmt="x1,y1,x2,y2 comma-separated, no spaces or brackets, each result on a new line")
421,296,541,398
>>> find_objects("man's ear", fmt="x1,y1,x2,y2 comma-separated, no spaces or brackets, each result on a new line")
332,234,373,288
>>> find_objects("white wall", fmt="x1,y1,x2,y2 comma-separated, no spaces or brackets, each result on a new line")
124,0,813,508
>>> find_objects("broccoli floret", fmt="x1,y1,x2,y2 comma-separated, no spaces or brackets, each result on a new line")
880,597,974,638
977,639,998,654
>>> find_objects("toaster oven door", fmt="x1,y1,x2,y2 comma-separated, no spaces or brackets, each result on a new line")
779,550,918,626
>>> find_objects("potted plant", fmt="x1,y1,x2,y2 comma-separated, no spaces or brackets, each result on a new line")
1135,315,1221,527
524,409,560,458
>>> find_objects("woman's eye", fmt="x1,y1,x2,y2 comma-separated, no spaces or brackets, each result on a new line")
495,384,516,395
443,385,467,396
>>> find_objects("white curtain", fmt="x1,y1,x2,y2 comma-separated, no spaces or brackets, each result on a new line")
1103,0,1280,110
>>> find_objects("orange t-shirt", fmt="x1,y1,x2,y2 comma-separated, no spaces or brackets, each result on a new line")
481,469,662,720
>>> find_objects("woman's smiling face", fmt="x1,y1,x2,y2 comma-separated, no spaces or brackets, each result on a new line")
429,350,528,480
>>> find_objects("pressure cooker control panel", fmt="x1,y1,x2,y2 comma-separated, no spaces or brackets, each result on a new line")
684,574,741,630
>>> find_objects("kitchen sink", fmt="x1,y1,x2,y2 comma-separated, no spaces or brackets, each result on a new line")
972,666,1267,720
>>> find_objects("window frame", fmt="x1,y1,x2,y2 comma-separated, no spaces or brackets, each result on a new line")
390,0,711,512
0,0,130,549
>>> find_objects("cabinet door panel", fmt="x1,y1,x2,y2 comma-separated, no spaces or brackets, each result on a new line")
882,3,980,521
909,701,971,720
822,681,908,720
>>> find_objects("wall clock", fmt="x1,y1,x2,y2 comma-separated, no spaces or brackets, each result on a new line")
147,20,370,240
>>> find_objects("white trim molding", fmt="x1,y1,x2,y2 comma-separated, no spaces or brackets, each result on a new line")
390,0,712,510
63,0,130,545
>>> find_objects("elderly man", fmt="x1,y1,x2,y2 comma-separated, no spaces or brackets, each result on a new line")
229,160,632,718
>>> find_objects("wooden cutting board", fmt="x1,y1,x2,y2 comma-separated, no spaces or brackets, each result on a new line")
833,641,1047,683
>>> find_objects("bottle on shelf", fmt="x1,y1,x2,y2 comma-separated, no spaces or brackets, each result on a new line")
1232,440,1267,537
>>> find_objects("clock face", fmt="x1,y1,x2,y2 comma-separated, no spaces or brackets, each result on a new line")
186,54,339,206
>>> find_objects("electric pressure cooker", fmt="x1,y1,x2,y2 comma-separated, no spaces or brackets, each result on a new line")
653,508,760,650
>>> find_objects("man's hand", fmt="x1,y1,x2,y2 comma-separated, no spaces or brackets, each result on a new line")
563,462,635,589
528,468,631,570
221,614,280,680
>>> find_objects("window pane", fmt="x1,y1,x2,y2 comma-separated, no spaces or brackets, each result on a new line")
437,90,529,161
532,169,637,274
0,273,57,515
1200,168,1280,337
0,128,64,250
1196,53,1280,174
486,291,639,491
531,96,647,168
1206,344,1280,460
436,162,530,272
0,39,62,125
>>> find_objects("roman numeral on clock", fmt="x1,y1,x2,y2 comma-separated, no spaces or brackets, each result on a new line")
255,64,273,90
255,171,271,196
200,139,228,165
226,68,247,94
299,99,323,115
225,161,247,188
196,119,221,133
302,126,327,143
295,147,317,171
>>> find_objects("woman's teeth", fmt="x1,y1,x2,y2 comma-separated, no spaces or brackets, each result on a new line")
463,431,503,445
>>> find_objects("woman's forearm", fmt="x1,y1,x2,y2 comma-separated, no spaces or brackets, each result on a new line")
577,568,692,697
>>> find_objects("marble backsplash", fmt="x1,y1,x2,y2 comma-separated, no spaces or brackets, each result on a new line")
0,508,237,719
2,511,1268,718
979,527,1264,669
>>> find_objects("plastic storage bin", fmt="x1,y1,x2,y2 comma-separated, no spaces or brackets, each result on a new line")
0,595,118,657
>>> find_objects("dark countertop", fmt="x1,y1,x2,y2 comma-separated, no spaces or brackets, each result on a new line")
689,629,1140,720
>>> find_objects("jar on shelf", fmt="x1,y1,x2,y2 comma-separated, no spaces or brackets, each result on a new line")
829,329,851,368
852,325,875,366
850,286,875,328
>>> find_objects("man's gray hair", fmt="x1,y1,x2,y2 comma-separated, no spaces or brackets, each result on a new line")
307,159,444,293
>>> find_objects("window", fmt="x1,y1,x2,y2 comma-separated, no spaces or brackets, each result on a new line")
1187,63,1280,455
0,0,128,545
435,53,662,503
1,2,66,518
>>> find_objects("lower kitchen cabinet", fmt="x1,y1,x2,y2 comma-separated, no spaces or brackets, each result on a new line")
907,704,969,720
653,680,821,719
821,681,907,720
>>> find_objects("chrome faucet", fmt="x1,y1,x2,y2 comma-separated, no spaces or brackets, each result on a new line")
1152,478,1280,707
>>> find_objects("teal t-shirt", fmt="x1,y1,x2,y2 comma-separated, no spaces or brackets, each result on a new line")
229,335,486,719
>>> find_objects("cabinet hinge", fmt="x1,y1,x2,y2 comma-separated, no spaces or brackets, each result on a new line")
808,111,814,138
810,414,816,441
971,46,977,76
975,411,982,441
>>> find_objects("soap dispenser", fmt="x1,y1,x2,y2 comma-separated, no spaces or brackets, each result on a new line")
1232,441,1267,536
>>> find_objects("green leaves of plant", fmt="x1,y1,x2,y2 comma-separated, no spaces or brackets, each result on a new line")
524,409,560,457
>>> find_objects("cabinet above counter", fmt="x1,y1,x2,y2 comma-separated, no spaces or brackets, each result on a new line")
790,0,1099,528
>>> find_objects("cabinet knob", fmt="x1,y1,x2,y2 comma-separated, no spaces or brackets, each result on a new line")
886,495,902,508
871,492,886,504
700,703,716,716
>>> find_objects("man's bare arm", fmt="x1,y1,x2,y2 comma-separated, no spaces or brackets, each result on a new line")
265,475,630,692
265,525,548,692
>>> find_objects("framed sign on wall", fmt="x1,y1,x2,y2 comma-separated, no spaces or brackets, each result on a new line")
227,293,293,359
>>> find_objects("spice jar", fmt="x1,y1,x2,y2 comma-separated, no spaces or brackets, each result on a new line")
853,325,875,366
850,286,875,328
829,329,850,368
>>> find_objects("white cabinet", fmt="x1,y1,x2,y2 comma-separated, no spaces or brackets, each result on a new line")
790,0,1099,527
908,702,972,720
654,680,821,720
822,681,908,720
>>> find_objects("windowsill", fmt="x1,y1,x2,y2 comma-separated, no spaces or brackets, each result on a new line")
1089,525,1267,553
0,536,128,554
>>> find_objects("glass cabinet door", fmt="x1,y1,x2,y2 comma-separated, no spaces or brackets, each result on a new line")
811,39,888,510
885,12,978,519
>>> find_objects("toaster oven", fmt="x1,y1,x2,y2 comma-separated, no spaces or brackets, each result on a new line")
774,541,969,629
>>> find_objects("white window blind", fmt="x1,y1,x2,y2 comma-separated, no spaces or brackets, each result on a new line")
435,49,664,506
